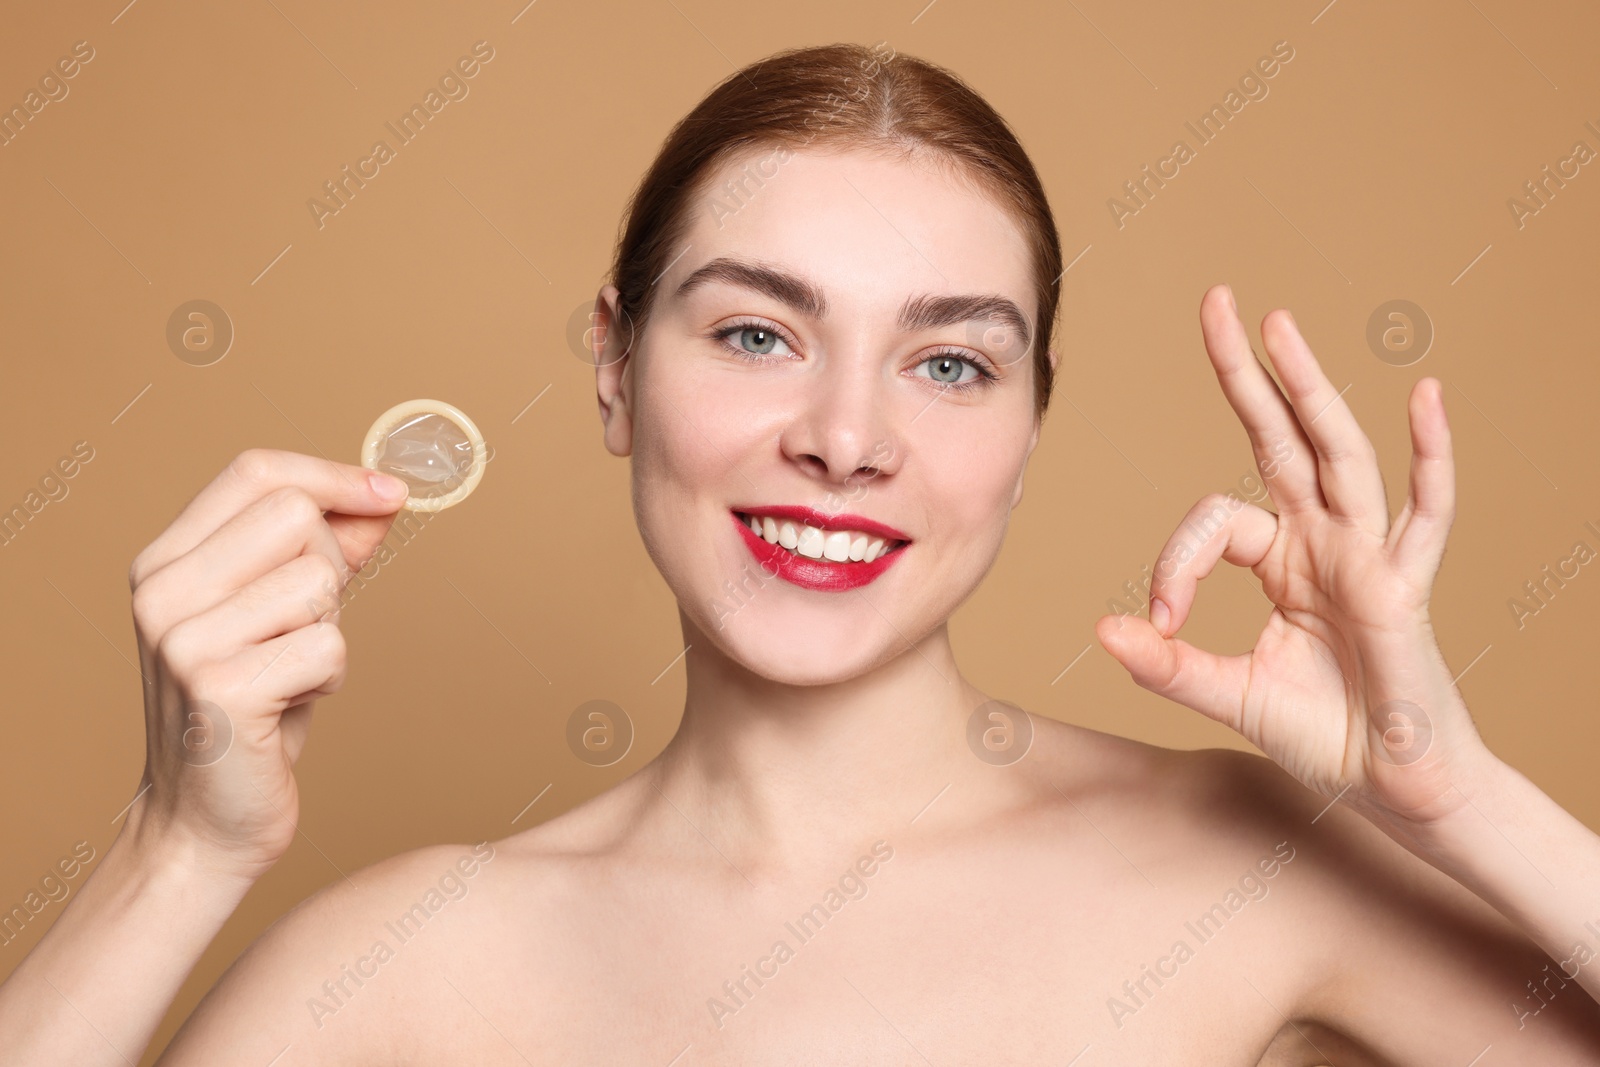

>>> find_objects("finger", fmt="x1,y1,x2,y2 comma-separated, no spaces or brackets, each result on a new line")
132,449,408,586
1094,613,1253,733
1198,285,1324,514
158,554,346,667
1257,308,1389,534
1147,494,1279,637
216,616,348,712
1389,377,1455,579
135,488,354,634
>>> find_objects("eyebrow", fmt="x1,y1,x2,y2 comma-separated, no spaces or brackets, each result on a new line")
674,256,1032,353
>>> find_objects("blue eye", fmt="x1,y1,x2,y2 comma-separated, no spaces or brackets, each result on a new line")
916,350,997,391
715,321,795,358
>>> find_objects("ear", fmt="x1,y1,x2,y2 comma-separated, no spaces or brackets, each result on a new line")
593,283,636,458
1011,346,1058,509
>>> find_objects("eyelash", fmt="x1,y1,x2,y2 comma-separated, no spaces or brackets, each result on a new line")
708,317,1001,393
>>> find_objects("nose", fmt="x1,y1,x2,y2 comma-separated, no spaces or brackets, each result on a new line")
777,360,903,491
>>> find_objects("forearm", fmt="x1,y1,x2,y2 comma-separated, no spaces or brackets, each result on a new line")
1421,746,1600,1004
0,811,254,1065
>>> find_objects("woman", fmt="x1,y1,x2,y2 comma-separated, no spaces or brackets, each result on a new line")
5,42,1599,1065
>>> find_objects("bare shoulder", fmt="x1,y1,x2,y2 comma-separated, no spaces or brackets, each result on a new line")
156,840,502,1066
1023,713,1504,923
1022,716,1600,1057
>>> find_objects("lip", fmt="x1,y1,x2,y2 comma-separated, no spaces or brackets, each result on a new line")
728,504,911,542
729,508,910,592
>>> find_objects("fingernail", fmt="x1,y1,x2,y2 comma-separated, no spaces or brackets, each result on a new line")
369,472,408,501
1225,285,1237,314
1149,597,1170,635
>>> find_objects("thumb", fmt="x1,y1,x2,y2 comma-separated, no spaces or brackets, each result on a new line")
1094,613,1250,732
326,511,401,576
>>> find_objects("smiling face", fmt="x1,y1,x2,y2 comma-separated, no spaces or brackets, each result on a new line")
594,145,1053,686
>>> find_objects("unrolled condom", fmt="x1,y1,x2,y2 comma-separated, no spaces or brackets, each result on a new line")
359,399,486,512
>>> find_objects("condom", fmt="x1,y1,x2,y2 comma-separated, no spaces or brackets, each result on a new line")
359,399,486,512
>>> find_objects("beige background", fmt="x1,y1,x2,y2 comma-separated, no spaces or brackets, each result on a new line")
1,0,1597,1060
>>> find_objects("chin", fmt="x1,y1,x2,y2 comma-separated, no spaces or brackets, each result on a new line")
693,601,911,687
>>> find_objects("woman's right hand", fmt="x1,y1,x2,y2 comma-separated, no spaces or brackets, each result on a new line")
124,448,410,882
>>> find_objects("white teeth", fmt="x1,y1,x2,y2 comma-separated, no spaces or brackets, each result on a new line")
795,525,825,559
741,513,903,564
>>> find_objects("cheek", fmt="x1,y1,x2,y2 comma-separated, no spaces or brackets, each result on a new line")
627,354,760,576
631,352,758,495
915,418,1031,532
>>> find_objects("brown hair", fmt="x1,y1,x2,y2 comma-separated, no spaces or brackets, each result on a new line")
609,42,1063,418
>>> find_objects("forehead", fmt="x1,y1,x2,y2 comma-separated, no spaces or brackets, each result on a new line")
672,145,1035,321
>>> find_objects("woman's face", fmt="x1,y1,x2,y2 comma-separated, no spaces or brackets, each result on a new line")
595,145,1052,686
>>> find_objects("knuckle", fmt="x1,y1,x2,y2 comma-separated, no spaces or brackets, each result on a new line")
156,617,209,672
130,580,168,633
228,448,276,488
128,551,149,592
263,486,323,529
286,548,340,586
304,619,347,669
295,556,344,617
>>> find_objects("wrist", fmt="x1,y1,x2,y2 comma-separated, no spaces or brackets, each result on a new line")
116,798,266,901
1409,743,1523,864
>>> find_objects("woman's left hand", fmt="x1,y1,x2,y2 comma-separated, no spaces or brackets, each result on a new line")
1095,283,1495,838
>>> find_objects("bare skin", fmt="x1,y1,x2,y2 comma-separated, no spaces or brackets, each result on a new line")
4,146,1600,1066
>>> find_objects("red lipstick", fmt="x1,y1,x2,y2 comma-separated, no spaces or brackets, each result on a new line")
729,508,910,592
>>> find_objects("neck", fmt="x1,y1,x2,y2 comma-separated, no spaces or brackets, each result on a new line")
650,607,1006,875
